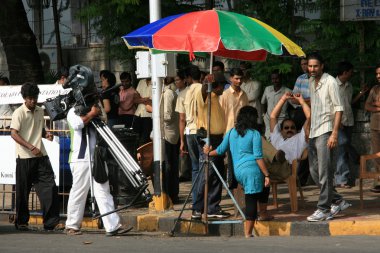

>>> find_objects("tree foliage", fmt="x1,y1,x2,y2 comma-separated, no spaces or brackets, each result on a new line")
302,0,380,86
232,0,380,88
78,0,200,70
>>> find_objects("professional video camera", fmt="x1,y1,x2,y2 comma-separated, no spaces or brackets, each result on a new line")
43,65,151,217
44,65,98,121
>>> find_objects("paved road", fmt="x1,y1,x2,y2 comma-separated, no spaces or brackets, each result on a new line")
0,223,379,253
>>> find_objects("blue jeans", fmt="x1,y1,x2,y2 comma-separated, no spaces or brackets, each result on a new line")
186,134,201,205
335,126,358,185
309,133,342,212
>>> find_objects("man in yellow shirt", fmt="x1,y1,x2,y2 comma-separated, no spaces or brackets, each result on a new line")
192,72,230,218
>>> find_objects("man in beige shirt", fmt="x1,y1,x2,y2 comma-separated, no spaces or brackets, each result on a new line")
134,78,152,145
162,80,180,203
335,61,357,188
219,68,287,220
175,65,202,218
219,68,249,133
364,63,380,193
10,82,61,231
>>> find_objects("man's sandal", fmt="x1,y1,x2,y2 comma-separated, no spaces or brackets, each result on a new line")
65,228,82,235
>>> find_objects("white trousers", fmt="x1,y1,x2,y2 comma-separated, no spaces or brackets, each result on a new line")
65,161,121,232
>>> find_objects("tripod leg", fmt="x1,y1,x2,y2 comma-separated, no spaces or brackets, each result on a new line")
210,161,246,220
94,184,149,219
169,161,205,236
85,127,96,217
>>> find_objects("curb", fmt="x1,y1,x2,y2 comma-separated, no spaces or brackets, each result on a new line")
3,213,380,236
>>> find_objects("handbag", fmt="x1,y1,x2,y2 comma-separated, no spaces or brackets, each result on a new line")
93,145,109,184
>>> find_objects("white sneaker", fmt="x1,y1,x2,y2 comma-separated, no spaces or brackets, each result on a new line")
307,209,329,222
326,200,351,220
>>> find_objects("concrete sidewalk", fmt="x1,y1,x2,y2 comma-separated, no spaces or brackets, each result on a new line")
116,180,380,237
1,180,380,237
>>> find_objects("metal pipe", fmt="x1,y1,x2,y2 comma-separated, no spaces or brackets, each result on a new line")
149,0,164,197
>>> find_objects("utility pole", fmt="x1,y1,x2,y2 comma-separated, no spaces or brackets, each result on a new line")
149,0,171,211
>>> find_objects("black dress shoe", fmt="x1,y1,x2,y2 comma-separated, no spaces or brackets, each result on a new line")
370,185,380,193
106,225,133,236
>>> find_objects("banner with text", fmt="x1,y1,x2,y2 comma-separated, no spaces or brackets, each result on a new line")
0,84,71,105
340,0,380,21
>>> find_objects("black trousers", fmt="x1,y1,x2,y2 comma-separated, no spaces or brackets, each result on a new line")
163,140,180,202
193,135,224,214
245,186,270,220
15,156,60,229
119,114,135,129
134,116,153,145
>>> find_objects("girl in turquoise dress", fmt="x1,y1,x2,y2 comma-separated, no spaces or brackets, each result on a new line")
204,106,270,238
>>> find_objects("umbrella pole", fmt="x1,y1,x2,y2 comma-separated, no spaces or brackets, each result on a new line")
203,53,214,233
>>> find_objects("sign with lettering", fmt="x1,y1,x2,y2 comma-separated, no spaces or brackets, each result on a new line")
0,136,60,185
340,0,380,21
0,84,71,105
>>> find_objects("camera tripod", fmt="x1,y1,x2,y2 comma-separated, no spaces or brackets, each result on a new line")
169,81,245,236
87,119,151,219
169,150,246,236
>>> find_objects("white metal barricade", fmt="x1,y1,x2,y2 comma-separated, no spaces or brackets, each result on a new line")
0,116,71,221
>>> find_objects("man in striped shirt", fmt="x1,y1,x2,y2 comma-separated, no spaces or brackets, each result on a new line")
306,53,351,222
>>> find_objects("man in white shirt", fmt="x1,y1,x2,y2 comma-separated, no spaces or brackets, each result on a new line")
261,70,292,140
306,53,350,222
270,92,310,165
65,101,132,236
240,62,263,131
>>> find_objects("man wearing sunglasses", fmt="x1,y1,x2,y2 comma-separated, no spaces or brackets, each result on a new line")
269,92,310,165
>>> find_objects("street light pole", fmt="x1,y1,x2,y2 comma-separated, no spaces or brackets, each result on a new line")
149,0,171,211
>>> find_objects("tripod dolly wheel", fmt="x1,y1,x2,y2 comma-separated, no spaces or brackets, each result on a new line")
97,218,104,229
8,214,15,224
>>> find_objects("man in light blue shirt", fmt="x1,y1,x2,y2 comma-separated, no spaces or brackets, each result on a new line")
291,58,310,130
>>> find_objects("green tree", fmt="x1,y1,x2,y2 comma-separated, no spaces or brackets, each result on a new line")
302,0,380,86
78,0,200,72
232,0,313,87
232,0,380,88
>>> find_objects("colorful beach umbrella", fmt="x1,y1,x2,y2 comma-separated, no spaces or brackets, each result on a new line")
122,9,305,61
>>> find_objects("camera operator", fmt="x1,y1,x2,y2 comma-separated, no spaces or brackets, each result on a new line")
65,99,132,236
